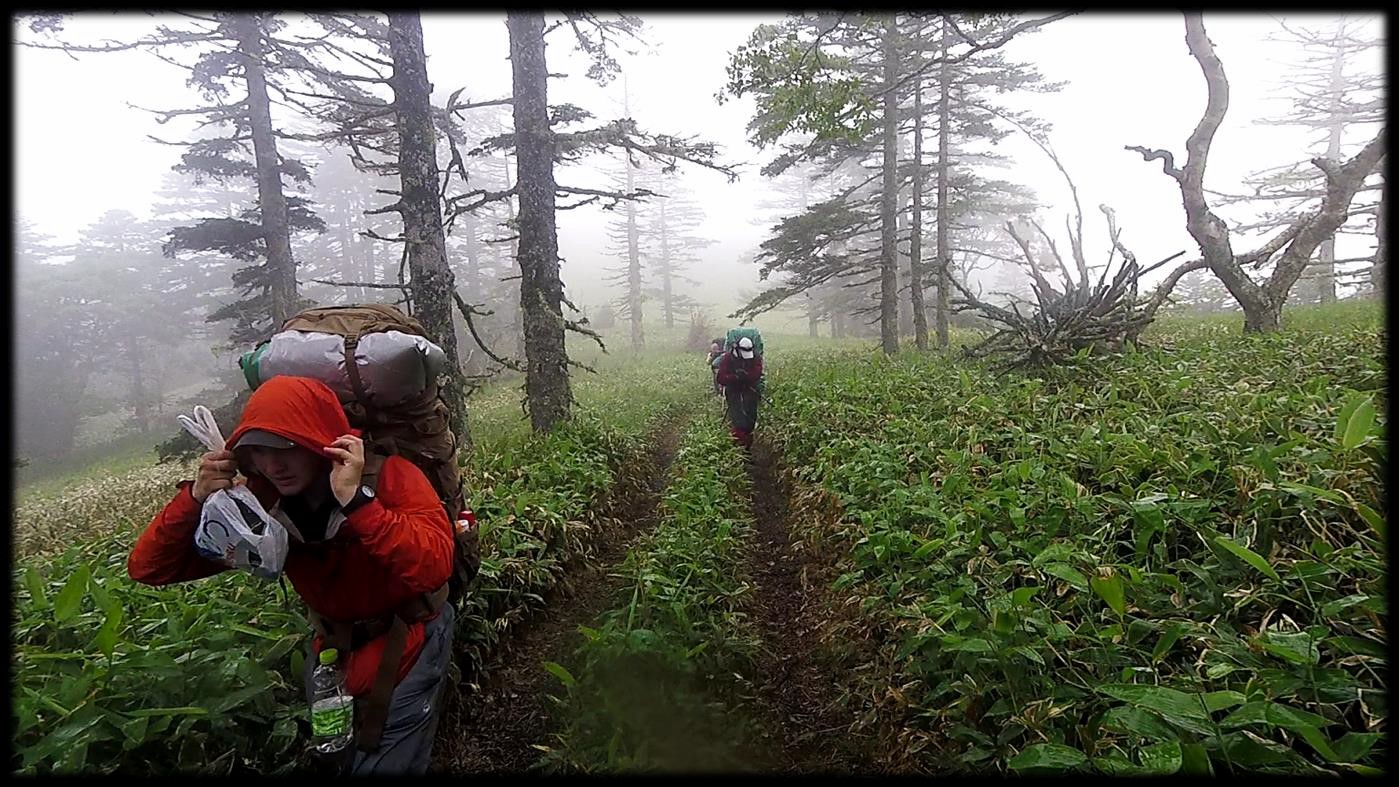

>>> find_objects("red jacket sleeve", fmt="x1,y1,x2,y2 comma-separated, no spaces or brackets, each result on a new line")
340,456,454,595
128,481,230,585
715,353,736,386
717,355,761,388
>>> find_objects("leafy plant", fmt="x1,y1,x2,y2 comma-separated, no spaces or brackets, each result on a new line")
764,302,1386,774
542,415,761,772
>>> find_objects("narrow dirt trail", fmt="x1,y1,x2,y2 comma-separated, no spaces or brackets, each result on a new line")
742,437,874,774
431,420,685,773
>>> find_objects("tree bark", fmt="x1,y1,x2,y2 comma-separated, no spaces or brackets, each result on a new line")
1315,26,1348,304
1139,14,1383,333
356,191,372,303
232,14,297,328
1262,132,1386,302
365,209,379,297
878,16,900,355
934,19,952,348
1373,169,1387,294
338,200,356,304
387,11,472,446
128,337,150,434
659,198,675,330
503,153,526,359
626,158,644,351
1179,17,1380,328
508,11,572,432
896,202,909,337
909,72,929,351
1176,14,1272,327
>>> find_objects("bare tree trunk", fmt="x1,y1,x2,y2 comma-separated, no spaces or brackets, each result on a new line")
909,74,929,350
232,14,297,327
387,11,471,446
1181,16,1263,318
896,205,910,337
934,20,952,348
1315,27,1348,304
353,191,371,303
622,77,647,346
1373,170,1387,294
153,358,167,418
878,16,900,355
1137,15,1292,333
1134,15,1387,333
626,159,644,351
659,198,675,330
128,337,150,434
508,11,571,432
338,202,355,305
365,208,378,298
503,153,526,359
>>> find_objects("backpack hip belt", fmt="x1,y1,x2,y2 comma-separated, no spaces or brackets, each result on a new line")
306,582,449,751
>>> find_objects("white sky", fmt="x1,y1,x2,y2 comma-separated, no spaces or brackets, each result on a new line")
12,12,1385,325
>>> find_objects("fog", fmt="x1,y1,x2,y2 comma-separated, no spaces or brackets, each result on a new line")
11,11,1385,470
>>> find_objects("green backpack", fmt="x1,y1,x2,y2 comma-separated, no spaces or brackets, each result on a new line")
725,326,763,358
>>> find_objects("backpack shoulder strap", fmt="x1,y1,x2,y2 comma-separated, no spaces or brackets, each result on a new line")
342,329,372,405
360,449,388,493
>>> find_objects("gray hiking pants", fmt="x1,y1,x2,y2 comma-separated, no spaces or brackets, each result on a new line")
303,603,455,774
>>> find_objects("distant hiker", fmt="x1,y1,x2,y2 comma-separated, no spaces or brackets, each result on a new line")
716,334,764,447
706,338,725,395
129,375,454,774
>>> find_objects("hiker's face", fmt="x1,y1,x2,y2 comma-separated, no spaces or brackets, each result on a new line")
245,445,326,496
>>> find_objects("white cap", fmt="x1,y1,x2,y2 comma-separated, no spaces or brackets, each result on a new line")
736,336,755,359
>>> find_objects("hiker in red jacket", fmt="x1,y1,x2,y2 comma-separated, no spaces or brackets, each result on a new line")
128,376,454,774
715,336,764,447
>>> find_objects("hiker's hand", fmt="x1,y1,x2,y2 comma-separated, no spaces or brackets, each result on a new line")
324,435,366,507
191,450,237,504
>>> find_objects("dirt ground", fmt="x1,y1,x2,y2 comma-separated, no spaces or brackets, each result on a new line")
430,422,684,773
740,436,876,774
431,422,873,773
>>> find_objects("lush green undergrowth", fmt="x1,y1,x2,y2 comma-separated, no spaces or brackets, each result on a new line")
12,353,711,774
542,414,761,772
765,304,1385,774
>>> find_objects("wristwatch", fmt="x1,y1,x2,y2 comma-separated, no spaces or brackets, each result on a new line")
342,484,377,515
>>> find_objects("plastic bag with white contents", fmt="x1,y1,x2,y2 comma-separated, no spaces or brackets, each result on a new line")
177,405,289,580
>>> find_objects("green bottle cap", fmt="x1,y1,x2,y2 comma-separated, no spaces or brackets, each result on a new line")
319,648,339,665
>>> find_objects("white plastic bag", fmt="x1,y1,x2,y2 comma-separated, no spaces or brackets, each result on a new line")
178,406,289,580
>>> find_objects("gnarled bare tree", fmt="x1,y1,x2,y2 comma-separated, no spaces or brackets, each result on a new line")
1128,13,1385,333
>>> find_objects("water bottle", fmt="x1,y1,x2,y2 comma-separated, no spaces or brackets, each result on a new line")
309,647,354,755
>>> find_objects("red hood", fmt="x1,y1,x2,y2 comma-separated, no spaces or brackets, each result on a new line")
227,376,357,455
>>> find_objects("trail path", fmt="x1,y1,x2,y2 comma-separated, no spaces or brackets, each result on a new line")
432,422,684,772
740,437,874,773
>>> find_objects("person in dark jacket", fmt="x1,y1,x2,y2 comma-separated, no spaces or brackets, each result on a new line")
705,339,725,395
714,336,763,447
129,375,454,774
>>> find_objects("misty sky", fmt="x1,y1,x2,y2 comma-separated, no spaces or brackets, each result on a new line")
13,12,1385,329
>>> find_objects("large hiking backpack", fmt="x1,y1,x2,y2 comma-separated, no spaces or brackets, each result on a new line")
726,326,763,358
239,304,480,601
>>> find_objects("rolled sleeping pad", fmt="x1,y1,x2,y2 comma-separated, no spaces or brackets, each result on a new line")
239,329,447,407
